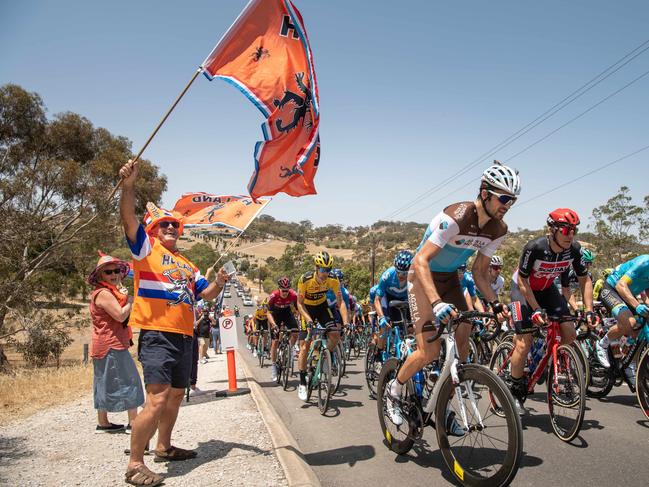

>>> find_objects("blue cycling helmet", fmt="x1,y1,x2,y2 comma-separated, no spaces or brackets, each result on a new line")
394,250,414,272
330,268,344,280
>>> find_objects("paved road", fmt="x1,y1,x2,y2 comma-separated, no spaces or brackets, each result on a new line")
225,294,648,486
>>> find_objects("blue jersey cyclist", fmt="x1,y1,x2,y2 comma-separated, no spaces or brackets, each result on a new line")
327,268,350,323
386,162,520,431
368,284,379,329
458,264,486,312
596,254,649,368
371,250,414,362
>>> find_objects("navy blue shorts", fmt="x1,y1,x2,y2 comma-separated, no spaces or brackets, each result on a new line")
138,329,193,388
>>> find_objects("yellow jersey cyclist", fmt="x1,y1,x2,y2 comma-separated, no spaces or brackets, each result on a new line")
252,298,269,359
387,162,519,430
296,251,350,401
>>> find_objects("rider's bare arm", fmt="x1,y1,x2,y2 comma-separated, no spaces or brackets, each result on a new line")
614,279,641,310
577,274,594,312
517,274,541,311
296,294,312,323
413,241,445,306
472,253,497,303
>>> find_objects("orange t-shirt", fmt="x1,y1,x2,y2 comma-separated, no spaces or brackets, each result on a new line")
128,225,209,336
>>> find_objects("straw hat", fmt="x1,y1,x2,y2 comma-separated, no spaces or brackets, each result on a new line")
143,202,184,236
88,253,130,286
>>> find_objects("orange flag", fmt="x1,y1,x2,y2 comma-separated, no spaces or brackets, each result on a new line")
172,193,270,231
201,0,320,200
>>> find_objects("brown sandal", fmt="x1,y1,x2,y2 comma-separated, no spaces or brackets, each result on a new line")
125,464,164,486
153,445,198,463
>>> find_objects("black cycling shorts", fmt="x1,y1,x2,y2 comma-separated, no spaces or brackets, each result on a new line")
599,282,630,317
512,285,570,334
270,309,299,331
299,302,335,340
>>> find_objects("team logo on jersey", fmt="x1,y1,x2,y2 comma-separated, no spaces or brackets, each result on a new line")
439,221,449,230
532,260,571,278
162,269,195,306
454,203,468,220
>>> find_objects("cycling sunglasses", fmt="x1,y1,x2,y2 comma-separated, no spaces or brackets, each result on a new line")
555,224,578,236
159,221,180,229
317,267,332,274
102,268,122,275
487,190,517,206
490,265,502,271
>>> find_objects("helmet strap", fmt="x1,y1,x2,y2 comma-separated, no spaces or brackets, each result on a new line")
549,227,570,251
479,189,496,219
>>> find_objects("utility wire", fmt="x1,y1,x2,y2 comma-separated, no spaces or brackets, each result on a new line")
514,144,649,208
385,38,649,220
400,65,649,220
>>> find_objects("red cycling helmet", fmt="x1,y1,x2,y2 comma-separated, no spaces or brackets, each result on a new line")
277,276,291,290
547,208,580,227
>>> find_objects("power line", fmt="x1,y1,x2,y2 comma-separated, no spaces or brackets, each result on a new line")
398,64,649,220
514,144,649,208
384,37,649,220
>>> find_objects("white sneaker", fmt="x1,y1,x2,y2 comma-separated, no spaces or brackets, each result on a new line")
271,365,278,382
189,387,205,397
253,349,258,358
200,358,208,364
445,410,466,436
595,340,610,368
386,380,404,426
298,384,308,401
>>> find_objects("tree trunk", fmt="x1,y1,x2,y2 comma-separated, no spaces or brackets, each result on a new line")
0,344,12,374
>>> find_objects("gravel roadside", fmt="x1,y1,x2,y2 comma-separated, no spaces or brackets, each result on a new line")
0,352,287,487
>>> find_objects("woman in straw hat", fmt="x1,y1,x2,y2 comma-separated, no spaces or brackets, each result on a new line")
88,253,144,434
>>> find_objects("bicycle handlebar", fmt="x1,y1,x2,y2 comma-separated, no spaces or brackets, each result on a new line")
426,311,497,343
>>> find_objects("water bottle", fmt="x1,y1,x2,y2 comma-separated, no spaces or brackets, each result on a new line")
624,360,637,390
413,370,425,398
529,339,544,374
422,361,440,413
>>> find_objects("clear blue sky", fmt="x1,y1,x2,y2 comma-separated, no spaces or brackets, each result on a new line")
2,1,648,232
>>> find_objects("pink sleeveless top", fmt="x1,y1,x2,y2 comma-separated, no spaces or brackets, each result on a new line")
90,288,130,359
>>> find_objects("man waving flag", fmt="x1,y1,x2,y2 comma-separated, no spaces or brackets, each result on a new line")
202,0,320,200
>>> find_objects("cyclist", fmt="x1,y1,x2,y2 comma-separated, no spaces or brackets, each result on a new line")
367,284,379,331
388,162,519,429
296,252,349,400
595,254,649,368
372,250,414,363
593,268,613,301
458,263,485,312
327,268,351,325
267,277,299,382
508,208,597,415
253,298,269,359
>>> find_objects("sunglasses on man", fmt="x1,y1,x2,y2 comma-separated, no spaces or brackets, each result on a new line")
317,267,331,274
102,268,122,275
490,265,502,271
487,190,517,206
555,224,578,236
159,221,180,229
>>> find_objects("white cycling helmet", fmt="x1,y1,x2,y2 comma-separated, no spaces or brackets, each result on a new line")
481,161,521,196
490,255,503,266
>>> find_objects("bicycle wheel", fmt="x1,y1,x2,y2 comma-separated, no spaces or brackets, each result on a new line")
365,343,380,398
353,333,362,359
570,342,590,391
276,346,285,385
376,358,416,455
636,346,649,420
586,340,615,398
547,344,586,442
435,364,523,487
306,350,318,403
318,348,333,415
258,339,265,368
488,340,515,418
331,345,343,395
467,338,479,364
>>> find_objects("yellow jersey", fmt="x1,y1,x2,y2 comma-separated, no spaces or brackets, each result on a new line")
297,271,341,306
254,307,268,321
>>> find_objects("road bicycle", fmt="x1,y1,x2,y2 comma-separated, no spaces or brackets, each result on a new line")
256,329,269,368
305,322,339,414
490,312,586,442
378,311,523,486
365,300,411,398
276,326,298,389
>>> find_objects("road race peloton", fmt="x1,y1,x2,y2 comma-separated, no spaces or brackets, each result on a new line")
224,164,649,487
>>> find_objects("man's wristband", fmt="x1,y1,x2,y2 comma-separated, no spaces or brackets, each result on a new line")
431,299,442,308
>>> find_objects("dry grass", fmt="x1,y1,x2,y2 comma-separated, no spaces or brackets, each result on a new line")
0,363,93,425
